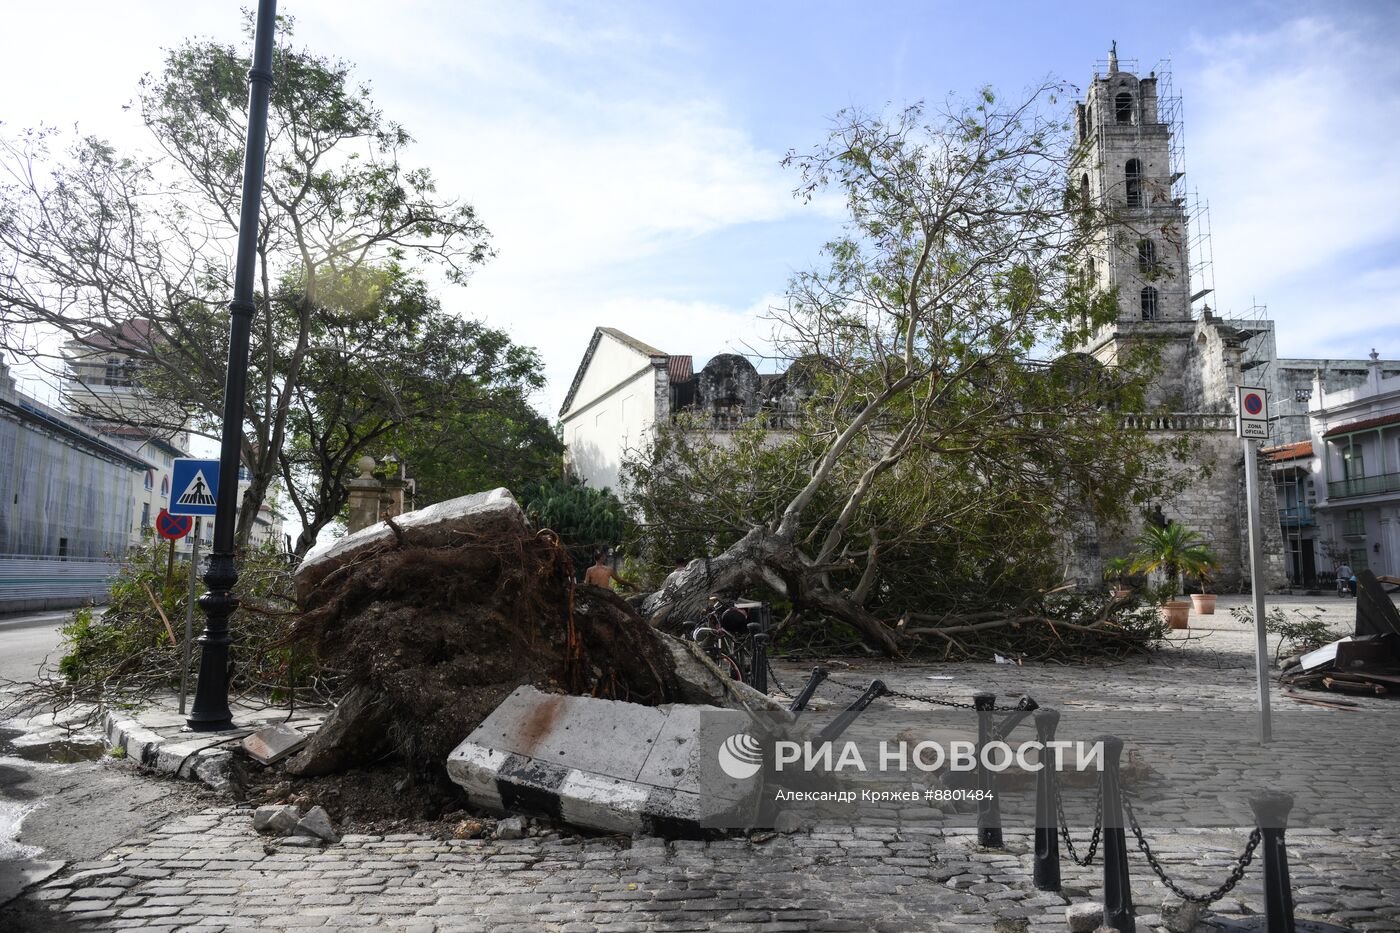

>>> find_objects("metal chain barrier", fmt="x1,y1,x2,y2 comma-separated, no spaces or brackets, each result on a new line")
819,675,1023,711
1056,780,1102,866
1122,795,1262,906
765,658,792,698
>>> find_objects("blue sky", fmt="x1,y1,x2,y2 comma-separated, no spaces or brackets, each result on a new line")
3,0,1398,415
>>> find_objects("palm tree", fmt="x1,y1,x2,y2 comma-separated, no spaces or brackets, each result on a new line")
1129,522,1217,599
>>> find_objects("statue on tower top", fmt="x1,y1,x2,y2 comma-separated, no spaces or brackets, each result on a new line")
1108,40,1119,74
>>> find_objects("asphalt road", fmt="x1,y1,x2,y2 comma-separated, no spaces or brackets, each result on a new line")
0,609,210,918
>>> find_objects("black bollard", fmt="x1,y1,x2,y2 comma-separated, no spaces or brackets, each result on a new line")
748,621,769,693
974,693,1003,849
1033,708,1062,891
788,666,829,712
994,694,1041,740
1098,735,1136,933
1251,791,1297,933
815,680,887,744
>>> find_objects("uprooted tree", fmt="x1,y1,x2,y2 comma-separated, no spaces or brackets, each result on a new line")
629,86,1184,656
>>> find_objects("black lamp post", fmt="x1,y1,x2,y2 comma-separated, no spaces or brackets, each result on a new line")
187,0,278,731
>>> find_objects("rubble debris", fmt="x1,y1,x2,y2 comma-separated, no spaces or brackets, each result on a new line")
1279,569,1400,698
240,724,308,766
289,490,713,772
447,685,764,838
493,816,525,840
1160,895,1203,933
253,804,301,835
292,805,339,843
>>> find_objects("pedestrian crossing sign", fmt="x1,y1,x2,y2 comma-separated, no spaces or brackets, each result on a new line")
170,458,221,517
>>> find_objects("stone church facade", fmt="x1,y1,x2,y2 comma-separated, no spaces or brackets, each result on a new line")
1066,47,1396,592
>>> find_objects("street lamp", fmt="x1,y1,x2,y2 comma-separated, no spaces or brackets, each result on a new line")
187,0,278,731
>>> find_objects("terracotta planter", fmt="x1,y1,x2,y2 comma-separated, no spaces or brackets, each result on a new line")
1161,600,1191,629
1190,593,1217,615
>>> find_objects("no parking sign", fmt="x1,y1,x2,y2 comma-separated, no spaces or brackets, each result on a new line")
1236,386,1269,439
156,508,193,540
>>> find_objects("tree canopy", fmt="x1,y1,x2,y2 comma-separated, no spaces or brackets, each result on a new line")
631,87,1182,655
0,18,552,552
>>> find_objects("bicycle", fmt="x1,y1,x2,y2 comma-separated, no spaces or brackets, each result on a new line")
688,596,756,684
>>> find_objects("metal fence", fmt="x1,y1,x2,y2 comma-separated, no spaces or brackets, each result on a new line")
0,553,120,612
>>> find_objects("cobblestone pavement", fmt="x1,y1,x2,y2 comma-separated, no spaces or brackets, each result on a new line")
7,594,1399,932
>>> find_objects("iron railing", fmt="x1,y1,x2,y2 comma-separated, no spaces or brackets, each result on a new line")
1328,471,1400,500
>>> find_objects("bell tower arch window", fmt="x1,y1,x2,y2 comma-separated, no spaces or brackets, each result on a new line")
1140,286,1158,320
1115,92,1134,124
1125,159,1143,208
1137,239,1157,275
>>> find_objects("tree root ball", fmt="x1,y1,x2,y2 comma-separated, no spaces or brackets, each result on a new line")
290,530,686,771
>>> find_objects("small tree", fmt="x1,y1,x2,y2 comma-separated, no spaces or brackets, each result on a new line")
523,476,629,572
1129,521,1216,599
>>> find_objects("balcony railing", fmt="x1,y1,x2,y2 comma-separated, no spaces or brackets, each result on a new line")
1278,505,1314,526
1328,471,1400,500
1120,412,1235,432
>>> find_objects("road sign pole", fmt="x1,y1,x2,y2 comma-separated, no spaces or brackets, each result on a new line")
180,518,200,716
1236,386,1273,744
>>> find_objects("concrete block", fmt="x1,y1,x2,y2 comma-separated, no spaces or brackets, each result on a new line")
446,686,762,837
294,488,526,603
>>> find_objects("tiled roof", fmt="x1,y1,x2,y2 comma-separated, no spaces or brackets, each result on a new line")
1322,411,1400,438
1262,440,1313,462
667,355,693,383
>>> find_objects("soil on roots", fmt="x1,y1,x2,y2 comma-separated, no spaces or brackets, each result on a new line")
292,530,685,769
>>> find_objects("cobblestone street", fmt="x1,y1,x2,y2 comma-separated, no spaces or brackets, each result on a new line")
7,596,1400,932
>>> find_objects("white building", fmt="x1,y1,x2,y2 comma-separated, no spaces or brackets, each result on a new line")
1287,353,1400,581
558,328,676,493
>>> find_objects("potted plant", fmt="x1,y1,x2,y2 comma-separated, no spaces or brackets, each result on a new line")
1103,557,1133,599
1190,564,1219,615
1130,521,1217,629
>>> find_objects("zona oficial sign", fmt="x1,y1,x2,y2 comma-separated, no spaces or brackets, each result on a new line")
1236,386,1269,439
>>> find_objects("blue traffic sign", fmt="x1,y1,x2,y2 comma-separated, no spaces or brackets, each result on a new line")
169,458,221,517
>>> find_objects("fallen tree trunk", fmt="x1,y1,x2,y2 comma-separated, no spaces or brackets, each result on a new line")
641,526,903,656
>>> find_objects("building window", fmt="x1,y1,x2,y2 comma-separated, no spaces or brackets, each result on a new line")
1079,173,1090,207
1137,239,1157,275
144,469,153,491
161,475,169,497
1125,159,1143,207
141,502,151,529
1344,509,1365,537
1342,446,1365,479
1140,287,1158,320
1349,547,1370,573
1115,92,1134,124
1086,257,1096,285
58,537,68,558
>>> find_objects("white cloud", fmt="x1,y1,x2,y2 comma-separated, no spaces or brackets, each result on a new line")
1185,16,1400,357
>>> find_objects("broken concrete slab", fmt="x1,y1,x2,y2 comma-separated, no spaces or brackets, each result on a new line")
446,685,763,838
294,488,527,603
241,724,308,766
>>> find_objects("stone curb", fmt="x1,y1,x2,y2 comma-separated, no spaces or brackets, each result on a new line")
98,704,241,792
